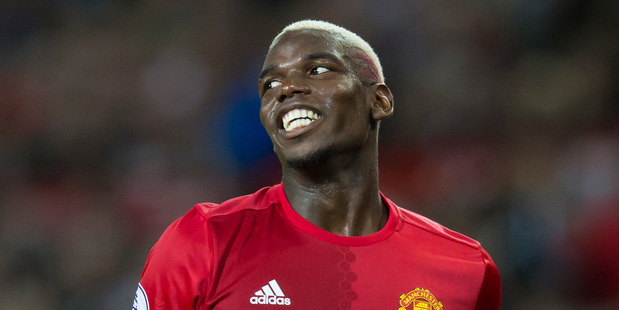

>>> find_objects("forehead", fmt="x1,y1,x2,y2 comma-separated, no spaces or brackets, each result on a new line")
263,30,348,69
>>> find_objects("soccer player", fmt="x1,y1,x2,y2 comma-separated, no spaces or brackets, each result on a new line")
133,20,501,310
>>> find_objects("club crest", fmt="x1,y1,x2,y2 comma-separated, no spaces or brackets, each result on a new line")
397,288,443,310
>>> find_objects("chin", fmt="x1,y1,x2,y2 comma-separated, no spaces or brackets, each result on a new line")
285,146,333,170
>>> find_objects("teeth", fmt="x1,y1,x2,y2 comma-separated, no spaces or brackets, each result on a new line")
283,108,321,131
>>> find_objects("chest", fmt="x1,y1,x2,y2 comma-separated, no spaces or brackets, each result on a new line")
201,224,484,310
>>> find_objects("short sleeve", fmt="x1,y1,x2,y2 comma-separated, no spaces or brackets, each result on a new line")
474,249,502,310
138,207,212,310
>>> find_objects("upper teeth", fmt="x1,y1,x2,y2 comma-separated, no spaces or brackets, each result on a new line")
283,109,321,131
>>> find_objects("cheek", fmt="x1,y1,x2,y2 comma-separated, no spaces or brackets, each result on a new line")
336,84,358,103
326,88,367,133
259,110,268,130
333,82,366,116
260,100,277,129
318,82,359,107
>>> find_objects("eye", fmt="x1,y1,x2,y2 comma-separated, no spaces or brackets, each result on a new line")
266,80,282,90
310,66,330,75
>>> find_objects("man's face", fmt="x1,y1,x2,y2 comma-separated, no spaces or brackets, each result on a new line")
258,30,373,168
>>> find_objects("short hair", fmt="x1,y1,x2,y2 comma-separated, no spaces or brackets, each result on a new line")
269,20,384,84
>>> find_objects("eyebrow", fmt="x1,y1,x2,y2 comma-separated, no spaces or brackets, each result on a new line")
259,64,277,80
259,53,341,80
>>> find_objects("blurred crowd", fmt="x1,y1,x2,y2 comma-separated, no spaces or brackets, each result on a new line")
0,0,618,309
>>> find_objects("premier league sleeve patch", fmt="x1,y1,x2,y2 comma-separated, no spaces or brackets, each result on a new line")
132,283,149,310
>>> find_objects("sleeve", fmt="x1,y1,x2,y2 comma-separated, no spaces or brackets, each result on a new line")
473,249,502,310
135,207,213,310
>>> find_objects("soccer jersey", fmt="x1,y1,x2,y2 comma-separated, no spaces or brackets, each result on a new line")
134,184,501,310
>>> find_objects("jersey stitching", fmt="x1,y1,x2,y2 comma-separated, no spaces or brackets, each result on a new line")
193,192,276,221
205,217,216,303
194,202,269,219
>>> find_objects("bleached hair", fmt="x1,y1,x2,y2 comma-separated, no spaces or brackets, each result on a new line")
270,20,384,83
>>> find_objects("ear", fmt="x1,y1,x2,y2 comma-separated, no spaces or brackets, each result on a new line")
370,83,394,120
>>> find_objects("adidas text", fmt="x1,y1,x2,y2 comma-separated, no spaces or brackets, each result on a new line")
249,296,291,305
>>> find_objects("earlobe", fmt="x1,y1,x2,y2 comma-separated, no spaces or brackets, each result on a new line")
371,84,394,120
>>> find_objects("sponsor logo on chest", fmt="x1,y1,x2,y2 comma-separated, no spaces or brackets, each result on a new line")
250,279,291,306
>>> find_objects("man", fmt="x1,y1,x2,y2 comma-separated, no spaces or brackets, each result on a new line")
133,20,501,310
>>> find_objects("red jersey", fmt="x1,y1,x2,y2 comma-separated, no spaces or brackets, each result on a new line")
134,184,501,310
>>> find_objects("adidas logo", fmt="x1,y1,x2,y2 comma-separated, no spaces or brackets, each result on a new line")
249,279,291,306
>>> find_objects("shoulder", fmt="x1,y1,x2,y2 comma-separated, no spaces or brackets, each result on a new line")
192,185,278,220
150,185,279,254
396,205,483,252
394,205,502,307
141,185,281,279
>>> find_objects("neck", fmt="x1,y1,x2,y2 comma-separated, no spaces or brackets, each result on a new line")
281,146,388,237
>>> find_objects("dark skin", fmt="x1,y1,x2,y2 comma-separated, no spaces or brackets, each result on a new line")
258,30,394,237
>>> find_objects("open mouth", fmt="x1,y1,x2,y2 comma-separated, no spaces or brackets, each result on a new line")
282,108,322,131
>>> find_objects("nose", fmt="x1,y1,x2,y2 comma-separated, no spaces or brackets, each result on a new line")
277,77,310,102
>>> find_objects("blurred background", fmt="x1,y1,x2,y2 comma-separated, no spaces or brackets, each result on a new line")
1,0,618,309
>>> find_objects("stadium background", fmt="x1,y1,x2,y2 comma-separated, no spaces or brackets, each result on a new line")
1,0,618,309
